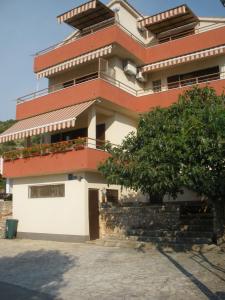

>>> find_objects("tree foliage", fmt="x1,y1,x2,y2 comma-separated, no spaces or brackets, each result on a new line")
0,120,17,191
99,86,225,203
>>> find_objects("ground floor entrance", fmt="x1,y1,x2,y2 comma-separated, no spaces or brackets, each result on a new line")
88,189,100,240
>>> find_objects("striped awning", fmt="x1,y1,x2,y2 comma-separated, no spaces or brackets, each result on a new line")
57,0,114,30
37,45,113,79
0,101,95,143
142,45,225,73
57,0,97,24
138,5,198,34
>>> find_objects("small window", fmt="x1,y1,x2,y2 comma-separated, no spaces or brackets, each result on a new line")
63,80,74,88
152,80,162,92
29,184,65,198
106,189,119,203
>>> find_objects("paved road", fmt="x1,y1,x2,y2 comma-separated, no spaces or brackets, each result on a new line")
0,239,224,300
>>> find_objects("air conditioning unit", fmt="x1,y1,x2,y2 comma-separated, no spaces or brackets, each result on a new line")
124,60,137,76
136,71,147,82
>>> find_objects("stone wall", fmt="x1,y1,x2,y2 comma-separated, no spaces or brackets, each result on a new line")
100,204,180,239
0,200,12,238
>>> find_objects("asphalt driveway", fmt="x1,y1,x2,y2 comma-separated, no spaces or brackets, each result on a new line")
0,239,224,300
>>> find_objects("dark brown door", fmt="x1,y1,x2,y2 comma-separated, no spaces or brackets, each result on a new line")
88,189,100,240
96,124,105,148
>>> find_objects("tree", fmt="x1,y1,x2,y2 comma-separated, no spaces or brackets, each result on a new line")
99,86,225,204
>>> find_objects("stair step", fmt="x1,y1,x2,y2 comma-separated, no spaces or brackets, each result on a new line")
88,239,215,252
179,224,213,231
127,229,213,238
127,235,212,244
180,213,213,218
180,219,213,225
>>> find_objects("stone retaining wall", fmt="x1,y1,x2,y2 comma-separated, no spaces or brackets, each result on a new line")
100,204,180,239
0,201,12,238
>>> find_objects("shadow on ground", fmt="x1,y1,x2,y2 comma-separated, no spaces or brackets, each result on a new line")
0,249,77,300
157,247,225,300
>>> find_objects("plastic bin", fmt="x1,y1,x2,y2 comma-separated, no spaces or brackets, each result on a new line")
5,219,18,239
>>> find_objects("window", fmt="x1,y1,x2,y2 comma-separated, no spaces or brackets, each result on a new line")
167,66,220,90
51,127,88,143
29,184,65,198
152,80,162,92
75,72,98,84
63,80,74,89
159,28,195,44
106,189,119,203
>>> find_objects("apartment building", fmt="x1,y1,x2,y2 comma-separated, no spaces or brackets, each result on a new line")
0,0,225,242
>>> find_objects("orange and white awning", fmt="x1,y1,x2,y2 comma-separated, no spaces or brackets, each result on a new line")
138,5,187,29
57,0,114,30
142,45,225,73
0,101,95,143
57,0,97,24
37,45,113,79
138,5,198,34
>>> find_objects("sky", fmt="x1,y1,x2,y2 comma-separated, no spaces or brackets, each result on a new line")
0,0,225,121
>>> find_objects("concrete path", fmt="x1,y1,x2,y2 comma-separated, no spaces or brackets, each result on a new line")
0,239,224,300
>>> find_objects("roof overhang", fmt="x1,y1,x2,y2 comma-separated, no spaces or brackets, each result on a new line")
57,0,115,30
138,5,198,34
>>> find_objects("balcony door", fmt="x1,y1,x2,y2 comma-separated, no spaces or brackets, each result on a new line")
96,124,105,148
88,189,100,240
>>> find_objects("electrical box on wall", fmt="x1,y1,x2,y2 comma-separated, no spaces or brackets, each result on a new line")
124,60,137,76
136,71,147,82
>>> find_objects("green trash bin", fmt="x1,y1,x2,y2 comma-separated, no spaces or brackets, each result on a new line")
5,219,18,239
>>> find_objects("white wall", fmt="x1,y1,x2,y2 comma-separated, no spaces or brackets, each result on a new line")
12,171,147,238
85,172,147,202
105,112,137,145
109,0,153,44
13,173,89,237
109,56,144,91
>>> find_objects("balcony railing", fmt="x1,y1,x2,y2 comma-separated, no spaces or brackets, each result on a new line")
139,71,223,96
2,138,109,161
34,19,225,56
17,72,100,103
16,70,225,104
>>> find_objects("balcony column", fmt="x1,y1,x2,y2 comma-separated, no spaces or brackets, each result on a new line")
161,78,167,92
220,65,225,79
6,178,13,194
88,106,96,149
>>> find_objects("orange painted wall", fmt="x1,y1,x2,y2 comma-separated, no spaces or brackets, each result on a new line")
3,148,110,178
16,78,225,120
34,25,225,73
34,25,145,73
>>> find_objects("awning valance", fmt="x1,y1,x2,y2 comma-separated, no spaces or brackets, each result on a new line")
142,45,225,73
57,0,114,30
0,101,95,143
37,45,113,79
138,5,198,34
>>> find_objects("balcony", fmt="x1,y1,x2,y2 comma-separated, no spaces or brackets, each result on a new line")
2,138,110,178
33,20,225,74
16,70,225,119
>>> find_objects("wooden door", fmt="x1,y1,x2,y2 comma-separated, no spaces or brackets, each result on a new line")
88,189,100,240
